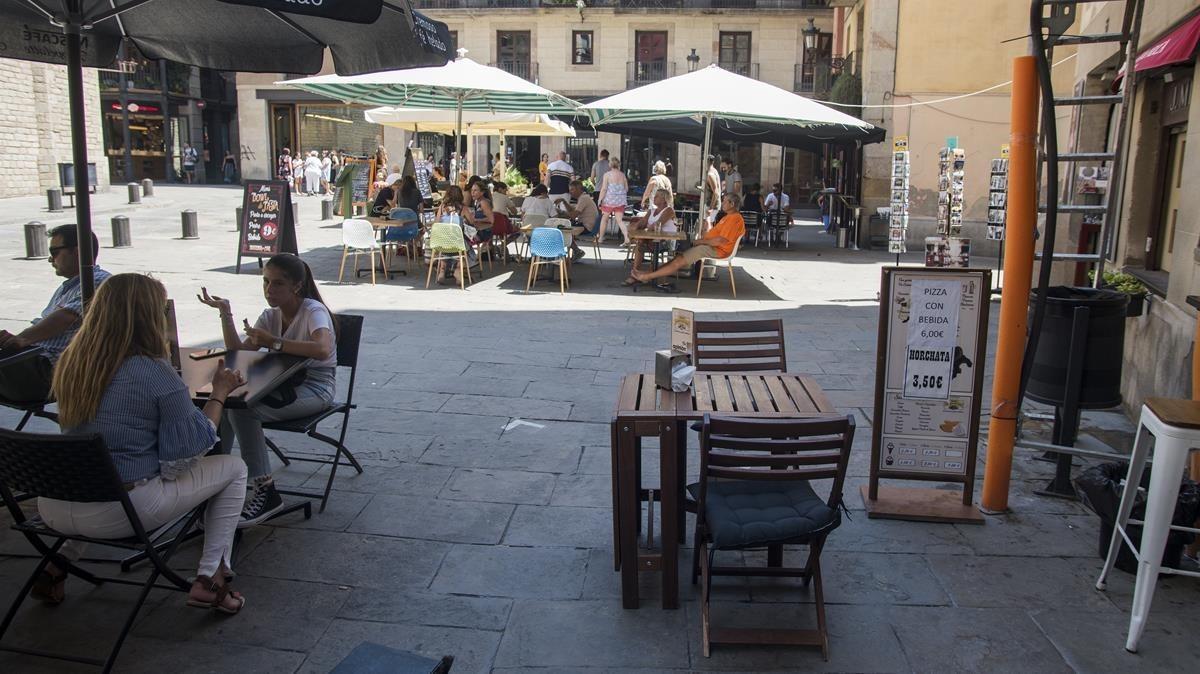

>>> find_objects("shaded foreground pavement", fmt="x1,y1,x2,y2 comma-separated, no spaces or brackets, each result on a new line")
0,186,1198,672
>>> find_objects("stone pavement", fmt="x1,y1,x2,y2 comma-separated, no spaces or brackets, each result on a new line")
0,186,1198,673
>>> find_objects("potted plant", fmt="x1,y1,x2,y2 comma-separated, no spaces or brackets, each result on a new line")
1089,270,1148,317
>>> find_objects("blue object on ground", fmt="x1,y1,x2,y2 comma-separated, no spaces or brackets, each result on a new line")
330,642,453,673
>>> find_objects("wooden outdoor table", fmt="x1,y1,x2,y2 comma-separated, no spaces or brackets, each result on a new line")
180,348,306,406
611,371,836,610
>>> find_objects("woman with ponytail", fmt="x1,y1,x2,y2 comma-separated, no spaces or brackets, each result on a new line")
198,253,337,526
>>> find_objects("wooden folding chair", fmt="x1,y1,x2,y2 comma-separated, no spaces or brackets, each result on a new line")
692,414,855,660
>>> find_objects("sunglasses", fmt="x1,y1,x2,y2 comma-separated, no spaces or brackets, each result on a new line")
48,245,75,257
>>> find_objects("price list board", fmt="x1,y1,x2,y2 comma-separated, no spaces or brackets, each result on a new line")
865,267,991,523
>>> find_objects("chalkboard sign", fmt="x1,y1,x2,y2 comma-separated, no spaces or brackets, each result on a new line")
237,180,298,273
348,158,375,212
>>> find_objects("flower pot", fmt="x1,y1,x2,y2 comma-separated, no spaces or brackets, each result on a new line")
1125,292,1146,318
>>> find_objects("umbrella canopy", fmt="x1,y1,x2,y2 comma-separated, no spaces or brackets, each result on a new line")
584,64,883,151
584,65,883,212
364,107,576,137
0,0,452,75
281,57,581,114
0,0,452,303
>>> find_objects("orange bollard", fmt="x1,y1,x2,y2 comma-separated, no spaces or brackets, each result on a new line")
981,56,1040,513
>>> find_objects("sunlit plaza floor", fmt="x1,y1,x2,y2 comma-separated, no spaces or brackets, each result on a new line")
0,185,1196,673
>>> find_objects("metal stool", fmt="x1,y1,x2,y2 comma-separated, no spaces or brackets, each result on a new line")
1096,397,1200,653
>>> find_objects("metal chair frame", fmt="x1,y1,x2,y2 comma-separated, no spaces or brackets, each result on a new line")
0,429,203,673
264,314,365,513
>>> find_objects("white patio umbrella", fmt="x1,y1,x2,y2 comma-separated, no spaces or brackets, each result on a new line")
584,65,882,217
282,55,581,171
364,107,576,137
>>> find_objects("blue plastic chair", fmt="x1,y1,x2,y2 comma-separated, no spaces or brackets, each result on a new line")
383,208,421,274
525,227,569,295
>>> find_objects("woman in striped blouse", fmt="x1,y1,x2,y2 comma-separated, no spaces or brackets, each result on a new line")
39,273,250,613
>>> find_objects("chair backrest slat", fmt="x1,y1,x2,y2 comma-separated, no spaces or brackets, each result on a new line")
0,429,128,504
707,466,839,481
693,318,786,373
698,414,854,513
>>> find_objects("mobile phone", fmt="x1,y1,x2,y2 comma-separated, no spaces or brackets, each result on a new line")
188,348,229,361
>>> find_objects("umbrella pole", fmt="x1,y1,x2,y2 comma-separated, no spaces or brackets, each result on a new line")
698,113,714,234
454,93,464,179
65,20,96,305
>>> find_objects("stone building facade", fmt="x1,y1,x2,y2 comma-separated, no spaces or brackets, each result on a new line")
0,58,109,199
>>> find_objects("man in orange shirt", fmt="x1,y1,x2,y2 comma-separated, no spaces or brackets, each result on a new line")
631,193,745,284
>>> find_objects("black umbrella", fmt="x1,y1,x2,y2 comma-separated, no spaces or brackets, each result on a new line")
0,0,452,301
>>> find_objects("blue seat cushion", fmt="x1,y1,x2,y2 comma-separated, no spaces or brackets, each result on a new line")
701,479,839,549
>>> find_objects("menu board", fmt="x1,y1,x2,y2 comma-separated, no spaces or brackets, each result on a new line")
888,136,910,254
871,267,990,482
237,180,298,273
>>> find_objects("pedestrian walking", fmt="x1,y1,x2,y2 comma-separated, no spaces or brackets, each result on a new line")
320,151,332,194
182,143,199,184
303,151,322,196
222,150,237,184
277,148,292,184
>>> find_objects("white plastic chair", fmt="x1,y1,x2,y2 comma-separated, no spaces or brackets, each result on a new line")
695,234,745,298
339,219,383,285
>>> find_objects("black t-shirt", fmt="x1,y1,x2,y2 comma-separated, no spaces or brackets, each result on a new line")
371,185,395,215
398,189,423,212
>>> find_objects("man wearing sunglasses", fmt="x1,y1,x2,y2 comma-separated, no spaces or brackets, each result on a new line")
0,225,111,403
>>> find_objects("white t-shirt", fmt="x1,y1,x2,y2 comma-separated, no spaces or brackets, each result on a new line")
254,298,338,390
723,170,742,196
521,196,557,219
764,192,791,211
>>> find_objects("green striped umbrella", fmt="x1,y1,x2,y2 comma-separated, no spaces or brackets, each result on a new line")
282,56,581,167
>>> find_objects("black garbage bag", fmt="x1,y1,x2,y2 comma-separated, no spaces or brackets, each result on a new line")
1074,462,1200,573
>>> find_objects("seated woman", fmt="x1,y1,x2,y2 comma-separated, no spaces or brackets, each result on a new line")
41,273,249,613
198,254,336,526
395,175,424,214
464,181,495,243
520,184,556,220
623,188,677,287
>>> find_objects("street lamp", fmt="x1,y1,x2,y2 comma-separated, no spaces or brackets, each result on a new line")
803,17,819,53
687,48,700,73
802,17,820,92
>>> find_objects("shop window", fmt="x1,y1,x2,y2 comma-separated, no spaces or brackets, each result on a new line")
573,31,594,65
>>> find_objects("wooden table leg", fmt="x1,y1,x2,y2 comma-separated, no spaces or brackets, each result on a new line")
677,420,687,544
660,421,680,610
611,420,621,571
618,422,640,609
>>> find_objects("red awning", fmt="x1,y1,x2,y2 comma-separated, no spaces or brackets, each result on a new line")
1116,12,1200,82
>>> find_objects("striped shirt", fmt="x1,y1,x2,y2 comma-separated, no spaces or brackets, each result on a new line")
64,356,218,483
34,266,111,362
547,159,573,195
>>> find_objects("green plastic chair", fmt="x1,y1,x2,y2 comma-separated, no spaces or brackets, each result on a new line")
426,222,471,290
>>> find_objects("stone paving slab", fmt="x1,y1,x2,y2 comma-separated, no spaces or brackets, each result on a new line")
1,186,1194,672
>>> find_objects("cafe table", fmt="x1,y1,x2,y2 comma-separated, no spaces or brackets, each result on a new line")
181,348,307,406
611,371,837,609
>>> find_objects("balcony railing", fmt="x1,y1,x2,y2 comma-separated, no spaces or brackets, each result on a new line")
719,62,759,79
99,62,192,97
413,1,830,9
490,60,538,83
627,60,675,89
794,59,833,96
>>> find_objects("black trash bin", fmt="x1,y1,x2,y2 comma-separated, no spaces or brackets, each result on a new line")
1026,286,1128,409
1075,462,1200,573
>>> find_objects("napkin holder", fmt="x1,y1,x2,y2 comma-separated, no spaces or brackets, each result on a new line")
655,350,693,390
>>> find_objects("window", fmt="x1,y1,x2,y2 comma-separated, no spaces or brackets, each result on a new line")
572,30,594,65
448,31,458,56
719,32,751,75
497,30,533,81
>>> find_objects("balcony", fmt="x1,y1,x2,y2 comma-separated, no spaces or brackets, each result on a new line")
627,61,676,89
99,61,192,97
794,59,833,96
719,62,759,79
490,60,539,83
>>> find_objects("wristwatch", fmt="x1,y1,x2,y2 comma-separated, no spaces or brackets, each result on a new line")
271,338,283,352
